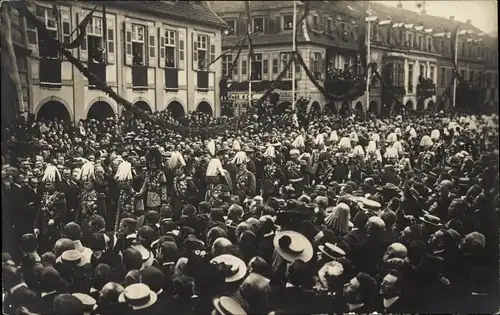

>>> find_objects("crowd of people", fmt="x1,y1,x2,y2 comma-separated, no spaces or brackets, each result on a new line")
2,104,499,315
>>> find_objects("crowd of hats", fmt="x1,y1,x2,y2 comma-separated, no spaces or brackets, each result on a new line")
2,108,500,314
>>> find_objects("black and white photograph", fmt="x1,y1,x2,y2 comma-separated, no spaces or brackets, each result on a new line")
1,0,499,314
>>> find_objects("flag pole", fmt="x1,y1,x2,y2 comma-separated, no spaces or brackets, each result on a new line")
365,0,371,111
452,30,459,109
292,0,297,111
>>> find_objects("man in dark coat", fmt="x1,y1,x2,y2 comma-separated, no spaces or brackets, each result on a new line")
58,168,80,222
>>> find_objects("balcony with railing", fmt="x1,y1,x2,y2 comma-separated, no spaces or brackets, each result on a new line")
197,71,209,90
165,68,179,90
39,58,62,87
88,61,106,89
324,68,365,98
132,65,148,90
416,76,437,99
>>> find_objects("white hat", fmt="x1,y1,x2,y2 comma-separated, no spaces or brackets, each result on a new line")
206,158,224,177
420,135,433,147
232,140,241,152
384,147,399,159
430,129,440,141
338,137,352,150
329,131,339,142
78,162,95,182
118,283,158,310
210,254,248,283
386,133,397,143
232,151,249,165
292,135,305,148
263,145,276,158
352,145,365,157
366,141,377,154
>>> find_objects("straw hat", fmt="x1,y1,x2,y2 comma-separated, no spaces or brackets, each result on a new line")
318,242,346,261
273,230,313,263
210,254,248,283
118,283,158,310
57,250,86,267
213,296,247,315
71,293,97,313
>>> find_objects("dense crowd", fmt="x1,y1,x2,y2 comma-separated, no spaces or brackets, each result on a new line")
2,105,499,315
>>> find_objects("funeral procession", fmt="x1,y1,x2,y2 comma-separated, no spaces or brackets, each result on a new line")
1,0,499,314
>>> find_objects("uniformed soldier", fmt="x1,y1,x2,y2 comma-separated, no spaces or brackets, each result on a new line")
233,151,257,204
138,146,168,212
170,151,198,220
35,165,67,253
205,140,233,208
261,145,283,200
114,160,144,233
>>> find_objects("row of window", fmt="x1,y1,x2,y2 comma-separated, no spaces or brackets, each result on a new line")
27,6,215,71
406,63,435,92
222,52,305,80
370,23,494,61
225,15,295,36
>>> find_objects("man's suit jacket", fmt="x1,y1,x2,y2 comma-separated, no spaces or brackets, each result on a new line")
30,291,59,315
375,295,414,314
59,180,80,214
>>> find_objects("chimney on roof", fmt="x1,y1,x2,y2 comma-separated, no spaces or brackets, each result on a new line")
466,19,471,24
449,16,455,21
396,1,403,8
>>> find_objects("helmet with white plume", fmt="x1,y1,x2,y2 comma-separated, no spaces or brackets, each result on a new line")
168,151,186,170
392,141,403,153
352,145,365,157
371,133,380,142
114,161,134,182
366,141,377,154
232,140,241,152
338,137,352,150
430,129,440,141
350,131,358,143
206,158,224,177
315,134,325,147
42,165,61,183
420,135,433,148
394,128,402,137
232,151,249,165
329,131,339,143
384,147,399,160
409,128,417,139
263,145,276,158
292,135,305,149
78,162,95,182
386,133,398,143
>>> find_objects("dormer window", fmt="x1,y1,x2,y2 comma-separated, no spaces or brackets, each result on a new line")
283,15,293,31
253,17,264,33
225,19,236,35
313,15,319,31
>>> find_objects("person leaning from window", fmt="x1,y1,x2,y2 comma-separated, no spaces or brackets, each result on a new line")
133,49,143,66
92,47,105,64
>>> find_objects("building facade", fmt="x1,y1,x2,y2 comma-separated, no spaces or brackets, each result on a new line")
364,3,498,113
214,1,498,115
14,0,226,121
212,1,367,115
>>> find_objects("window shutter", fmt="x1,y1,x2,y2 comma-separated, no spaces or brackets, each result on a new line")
320,53,325,76
275,16,281,33
124,19,132,66
178,31,185,70
240,19,248,35
61,11,71,45
158,28,165,68
263,17,269,33
210,40,216,71
309,51,314,72
77,12,88,62
262,53,269,80
205,36,210,71
25,3,38,57
192,31,198,71
319,17,324,32
295,52,301,79
268,17,275,33
106,16,115,64
147,23,156,67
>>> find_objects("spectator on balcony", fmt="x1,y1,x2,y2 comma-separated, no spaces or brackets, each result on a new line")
133,49,143,66
92,47,105,65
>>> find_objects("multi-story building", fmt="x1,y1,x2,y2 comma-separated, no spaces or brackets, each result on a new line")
211,1,367,115
213,1,498,115
365,2,498,113
12,0,226,121
1,5,31,125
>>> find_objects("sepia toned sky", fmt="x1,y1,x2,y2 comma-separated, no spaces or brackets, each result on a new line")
375,0,498,35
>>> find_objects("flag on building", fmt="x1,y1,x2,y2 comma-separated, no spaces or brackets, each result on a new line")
357,1,369,73
450,25,460,81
